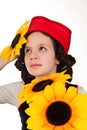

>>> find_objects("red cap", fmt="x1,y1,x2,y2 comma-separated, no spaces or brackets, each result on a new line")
27,16,71,53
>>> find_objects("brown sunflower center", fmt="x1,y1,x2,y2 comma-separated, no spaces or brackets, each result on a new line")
46,101,71,125
11,33,21,48
32,79,53,92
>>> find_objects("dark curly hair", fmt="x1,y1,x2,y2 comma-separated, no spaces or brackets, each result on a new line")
15,33,76,85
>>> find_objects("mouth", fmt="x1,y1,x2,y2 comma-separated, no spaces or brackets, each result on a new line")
30,64,42,68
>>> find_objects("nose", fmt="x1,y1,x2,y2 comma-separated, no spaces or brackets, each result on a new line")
30,51,39,60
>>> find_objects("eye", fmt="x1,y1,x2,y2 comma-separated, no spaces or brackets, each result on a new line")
25,47,31,54
39,46,47,51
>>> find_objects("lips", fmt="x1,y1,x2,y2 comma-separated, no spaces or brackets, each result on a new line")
30,64,42,68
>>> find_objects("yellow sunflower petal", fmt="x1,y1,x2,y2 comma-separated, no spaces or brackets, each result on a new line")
52,82,66,100
21,26,29,37
20,37,27,44
53,126,63,130
16,40,22,48
27,116,55,130
63,123,76,130
0,45,11,53
70,94,87,108
70,117,87,129
16,20,29,35
72,108,87,119
2,51,11,60
27,116,45,129
0,46,12,60
64,86,77,103
18,84,35,104
44,85,55,102
55,70,71,82
40,123,55,130
31,93,49,106
26,102,45,116
14,38,27,56
9,49,15,61
15,48,20,55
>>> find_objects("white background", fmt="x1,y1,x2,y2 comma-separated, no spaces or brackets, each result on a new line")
0,0,87,129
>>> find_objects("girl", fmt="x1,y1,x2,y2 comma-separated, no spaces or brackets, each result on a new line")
0,16,86,130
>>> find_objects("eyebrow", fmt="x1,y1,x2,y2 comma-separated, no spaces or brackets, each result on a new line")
25,43,49,48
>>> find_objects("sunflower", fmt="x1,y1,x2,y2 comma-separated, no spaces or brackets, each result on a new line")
18,71,71,104
25,82,87,130
0,20,29,61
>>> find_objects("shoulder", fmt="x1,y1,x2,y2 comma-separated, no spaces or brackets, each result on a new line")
0,81,24,106
78,86,87,93
0,81,24,92
1,81,24,87
66,83,87,93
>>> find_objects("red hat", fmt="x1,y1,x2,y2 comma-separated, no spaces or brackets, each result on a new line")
27,16,72,53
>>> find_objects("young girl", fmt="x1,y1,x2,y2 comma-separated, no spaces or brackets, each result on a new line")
0,16,87,130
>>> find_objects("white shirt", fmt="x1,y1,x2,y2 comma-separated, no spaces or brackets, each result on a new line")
0,81,24,107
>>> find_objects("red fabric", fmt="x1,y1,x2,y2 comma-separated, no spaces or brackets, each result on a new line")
27,16,71,53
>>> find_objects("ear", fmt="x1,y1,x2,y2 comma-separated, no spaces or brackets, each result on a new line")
55,59,60,65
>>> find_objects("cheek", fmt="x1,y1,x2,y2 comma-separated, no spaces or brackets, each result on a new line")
48,53,56,63
24,56,29,67
49,56,59,66
24,56,31,73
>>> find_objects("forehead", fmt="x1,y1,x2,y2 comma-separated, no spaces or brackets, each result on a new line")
27,31,50,40
26,31,54,47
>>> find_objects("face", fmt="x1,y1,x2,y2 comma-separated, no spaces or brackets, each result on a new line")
24,32,59,78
